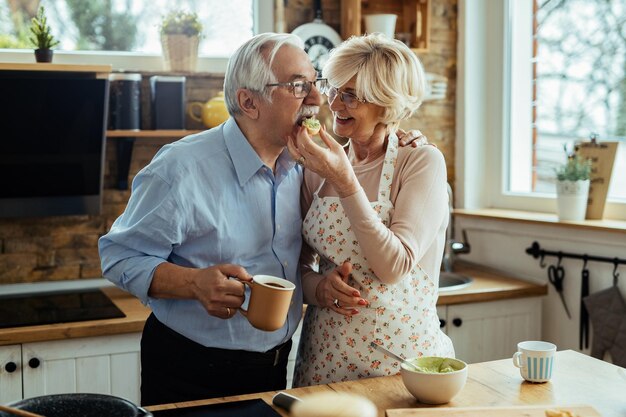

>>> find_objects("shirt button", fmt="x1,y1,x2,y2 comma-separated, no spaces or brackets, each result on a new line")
283,261,288,267
277,224,281,230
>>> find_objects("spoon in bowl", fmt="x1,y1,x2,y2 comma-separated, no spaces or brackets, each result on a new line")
369,342,419,372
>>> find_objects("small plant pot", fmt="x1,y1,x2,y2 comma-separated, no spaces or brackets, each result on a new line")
556,179,590,221
34,48,54,63
161,34,199,72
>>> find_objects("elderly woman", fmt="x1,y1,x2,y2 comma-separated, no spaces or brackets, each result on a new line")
288,33,455,387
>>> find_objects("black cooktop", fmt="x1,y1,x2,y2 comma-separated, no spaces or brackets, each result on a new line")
0,288,125,329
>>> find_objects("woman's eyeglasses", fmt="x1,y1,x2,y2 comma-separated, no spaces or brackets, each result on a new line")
265,78,329,98
264,78,367,109
324,86,367,109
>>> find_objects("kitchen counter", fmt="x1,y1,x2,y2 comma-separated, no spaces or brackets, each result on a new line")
438,261,547,305
147,350,624,417
0,287,150,346
0,263,546,346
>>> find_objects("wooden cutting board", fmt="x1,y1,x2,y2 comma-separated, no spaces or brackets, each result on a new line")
386,405,601,417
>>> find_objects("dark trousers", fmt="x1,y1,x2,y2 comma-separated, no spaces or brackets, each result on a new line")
140,313,292,406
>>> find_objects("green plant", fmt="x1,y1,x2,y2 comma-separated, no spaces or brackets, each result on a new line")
160,10,203,37
555,150,592,181
29,6,59,50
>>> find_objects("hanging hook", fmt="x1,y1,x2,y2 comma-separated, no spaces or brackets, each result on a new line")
582,255,588,271
556,252,563,268
539,253,547,268
613,258,620,286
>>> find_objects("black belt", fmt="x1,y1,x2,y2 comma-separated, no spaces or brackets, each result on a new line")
203,338,292,367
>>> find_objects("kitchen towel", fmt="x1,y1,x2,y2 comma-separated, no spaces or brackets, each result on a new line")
583,285,626,365
151,399,280,417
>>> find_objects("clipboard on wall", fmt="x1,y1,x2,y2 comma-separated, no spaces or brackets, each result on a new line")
575,136,618,219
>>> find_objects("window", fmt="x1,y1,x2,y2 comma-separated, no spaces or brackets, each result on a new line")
458,0,626,220
0,0,274,72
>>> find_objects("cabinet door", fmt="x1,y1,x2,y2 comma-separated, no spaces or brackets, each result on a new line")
22,333,141,404
0,344,23,403
446,298,542,364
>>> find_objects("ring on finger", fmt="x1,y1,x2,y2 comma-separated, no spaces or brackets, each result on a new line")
296,156,306,166
226,307,231,316
333,298,340,308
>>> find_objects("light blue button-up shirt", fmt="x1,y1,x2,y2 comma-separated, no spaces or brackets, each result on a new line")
99,118,303,351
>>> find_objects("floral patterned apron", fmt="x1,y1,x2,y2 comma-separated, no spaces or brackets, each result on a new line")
293,133,454,387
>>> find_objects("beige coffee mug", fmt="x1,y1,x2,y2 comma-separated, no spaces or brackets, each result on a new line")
239,275,295,331
512,340,556,383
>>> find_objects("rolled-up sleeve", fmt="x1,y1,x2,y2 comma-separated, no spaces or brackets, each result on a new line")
98,166,182,304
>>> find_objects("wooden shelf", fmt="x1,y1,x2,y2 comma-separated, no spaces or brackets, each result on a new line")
454,208,626,235
106,130,202,190
0,63,112,73
341,0,431,52
106,130,202,138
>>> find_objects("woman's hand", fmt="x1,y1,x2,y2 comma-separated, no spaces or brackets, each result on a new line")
287,125,360,197
397,129,434,147
315,262,368,316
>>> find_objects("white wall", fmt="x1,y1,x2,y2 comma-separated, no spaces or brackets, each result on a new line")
453,215,626,357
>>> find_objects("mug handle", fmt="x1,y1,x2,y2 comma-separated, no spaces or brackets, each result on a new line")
187,102,203,122
238,280,253,317
512,351,524,369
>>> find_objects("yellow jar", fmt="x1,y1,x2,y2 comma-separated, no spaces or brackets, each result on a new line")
187,91,230,128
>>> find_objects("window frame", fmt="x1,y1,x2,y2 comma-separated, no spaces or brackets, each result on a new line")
457,0,625,220
0,0,274,74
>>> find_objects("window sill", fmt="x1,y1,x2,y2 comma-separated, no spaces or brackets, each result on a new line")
453,208,626,235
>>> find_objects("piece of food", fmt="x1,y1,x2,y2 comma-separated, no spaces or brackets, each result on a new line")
302,117,321,135
407,357,460,373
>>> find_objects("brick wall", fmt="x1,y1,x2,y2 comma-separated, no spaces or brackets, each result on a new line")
0,0,457,285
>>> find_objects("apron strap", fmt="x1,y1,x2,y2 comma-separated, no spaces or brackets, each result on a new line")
377,132,399,202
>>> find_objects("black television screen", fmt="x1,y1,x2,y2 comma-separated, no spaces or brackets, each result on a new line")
0,73,108,218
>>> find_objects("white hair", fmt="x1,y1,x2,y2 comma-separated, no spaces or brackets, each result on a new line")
224,33,305,116
322,33,426,132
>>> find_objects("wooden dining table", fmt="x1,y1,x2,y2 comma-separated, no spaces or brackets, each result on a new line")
147,350,625,417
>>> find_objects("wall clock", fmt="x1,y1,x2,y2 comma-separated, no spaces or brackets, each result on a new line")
291,2,342,73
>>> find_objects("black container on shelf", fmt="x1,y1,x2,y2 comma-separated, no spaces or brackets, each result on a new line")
108,73,142,130
150,75,186,129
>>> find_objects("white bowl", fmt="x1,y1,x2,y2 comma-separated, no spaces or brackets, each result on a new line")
400,356,468,404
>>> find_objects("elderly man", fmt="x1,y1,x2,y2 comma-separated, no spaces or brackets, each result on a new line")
99,32,331,405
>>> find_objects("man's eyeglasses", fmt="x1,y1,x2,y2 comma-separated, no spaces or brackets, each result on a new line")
265,78,328,98
325,86,367,109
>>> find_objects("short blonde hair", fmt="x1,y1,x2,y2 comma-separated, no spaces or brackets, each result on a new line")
322,33,426,132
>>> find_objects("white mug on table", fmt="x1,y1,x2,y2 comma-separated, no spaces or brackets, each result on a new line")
512,340,557,383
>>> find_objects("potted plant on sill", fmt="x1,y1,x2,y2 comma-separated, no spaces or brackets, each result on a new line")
160,10,203,72
30,6,60,63
555,148,592,221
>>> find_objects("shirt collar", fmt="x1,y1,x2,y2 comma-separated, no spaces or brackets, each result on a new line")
224,118,299,186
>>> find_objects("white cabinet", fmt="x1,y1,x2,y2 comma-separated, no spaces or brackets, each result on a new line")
438,297,542,364
0,333,141,404
0,344,22,403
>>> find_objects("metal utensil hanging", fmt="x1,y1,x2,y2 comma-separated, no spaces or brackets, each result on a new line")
580,257,590,350
548,255,572,319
